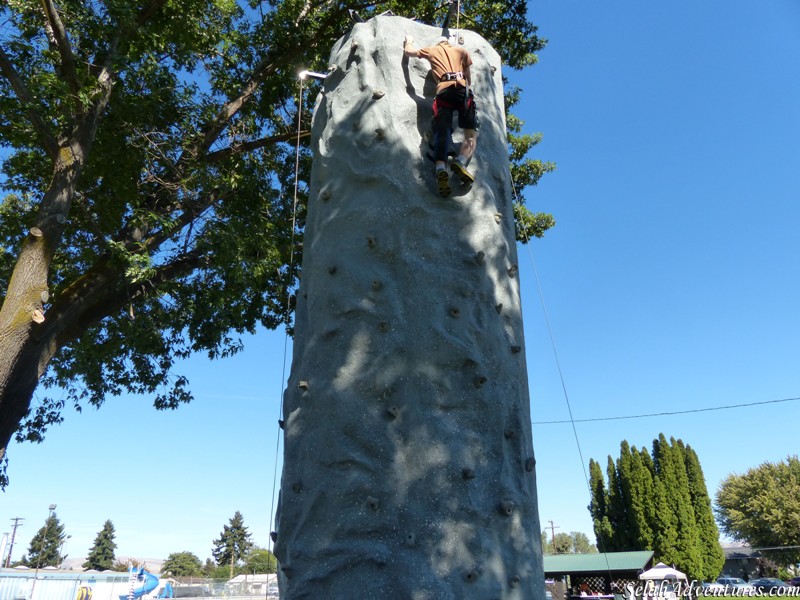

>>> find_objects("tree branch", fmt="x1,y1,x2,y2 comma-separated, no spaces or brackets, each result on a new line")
0,45,60,159
40,0,81,96
204,130,311,163
45,247,207,351
191,58,280,160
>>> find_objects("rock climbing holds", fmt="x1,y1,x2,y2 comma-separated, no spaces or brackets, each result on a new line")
500,499,516,516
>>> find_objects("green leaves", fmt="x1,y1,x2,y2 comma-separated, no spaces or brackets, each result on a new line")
83,520,117,571
0,0,554,480
162,551,204,576
715,456,800,565
590,436,723,580
212,511,254,577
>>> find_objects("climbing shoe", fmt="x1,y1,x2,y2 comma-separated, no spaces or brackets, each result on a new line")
436,170,451,197
451,159,475,186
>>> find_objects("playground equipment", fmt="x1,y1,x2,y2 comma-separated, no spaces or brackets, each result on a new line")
119,566,158,600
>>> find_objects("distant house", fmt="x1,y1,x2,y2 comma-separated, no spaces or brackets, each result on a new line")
720,545,761,580
227,573,278,598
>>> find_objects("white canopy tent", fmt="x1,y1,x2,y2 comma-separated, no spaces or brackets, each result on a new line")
639,562,688,582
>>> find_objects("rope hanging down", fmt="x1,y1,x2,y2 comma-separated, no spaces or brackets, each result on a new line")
268,71,309,561
510,175,615,577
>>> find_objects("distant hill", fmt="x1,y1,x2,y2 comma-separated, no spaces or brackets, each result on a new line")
59,557,165,574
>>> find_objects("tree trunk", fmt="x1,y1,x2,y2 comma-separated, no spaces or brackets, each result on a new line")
274,16,544,599
0,150,83,463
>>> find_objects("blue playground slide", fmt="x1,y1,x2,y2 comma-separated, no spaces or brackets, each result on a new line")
119,566,159,600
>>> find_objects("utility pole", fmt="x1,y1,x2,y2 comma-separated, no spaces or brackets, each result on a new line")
547,520,560,546
6,517,23,567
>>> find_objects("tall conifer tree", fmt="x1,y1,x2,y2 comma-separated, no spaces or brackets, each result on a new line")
624,445,654,549
83,520,117,571
652,435,702,578
606,455,628,550
212,511,253,578
683,443,725,580
589,435,721,580
25,512,67,568
589,459,612,551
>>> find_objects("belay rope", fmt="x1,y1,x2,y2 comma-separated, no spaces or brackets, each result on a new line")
267,71,309,569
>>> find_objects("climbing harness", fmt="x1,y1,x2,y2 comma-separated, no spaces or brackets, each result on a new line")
441,71,464,81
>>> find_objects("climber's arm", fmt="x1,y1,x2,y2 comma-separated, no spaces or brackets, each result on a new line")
403,34,420,57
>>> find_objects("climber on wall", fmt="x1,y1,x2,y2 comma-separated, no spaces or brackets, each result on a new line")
403,33,478,197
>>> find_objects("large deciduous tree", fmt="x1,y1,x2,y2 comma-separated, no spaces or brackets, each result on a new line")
162,551,204,576
243,547,277,574
715,455,800,566
0,0,552,488
83,519,117,571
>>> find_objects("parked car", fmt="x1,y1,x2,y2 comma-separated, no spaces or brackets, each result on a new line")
787,577,800,587
701,581,725,591
749,578,789,592
716,577,752,589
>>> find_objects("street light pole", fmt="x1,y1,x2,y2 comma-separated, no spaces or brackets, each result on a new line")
30,504,57,600
35,504,57,570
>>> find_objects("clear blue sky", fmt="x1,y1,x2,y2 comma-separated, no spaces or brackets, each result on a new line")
3,0,800,566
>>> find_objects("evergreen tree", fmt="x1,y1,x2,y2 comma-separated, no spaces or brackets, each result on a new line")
588,458,612,551
651,471,679,566
616,441,646,550
212,511,253,578
589,435,721,580
83,520,117,571
25,512,67,568
606,455,628,550
683,444,725,580
652,435,702,579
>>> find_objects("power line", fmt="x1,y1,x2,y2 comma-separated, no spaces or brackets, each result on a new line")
532,396,800,425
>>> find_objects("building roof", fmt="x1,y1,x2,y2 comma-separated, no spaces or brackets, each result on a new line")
544,551,655,575
722,546,762,559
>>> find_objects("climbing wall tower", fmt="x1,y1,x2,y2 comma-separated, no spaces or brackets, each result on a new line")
274,15,545,600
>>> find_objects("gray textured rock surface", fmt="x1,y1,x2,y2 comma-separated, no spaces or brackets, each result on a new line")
274,15,544,599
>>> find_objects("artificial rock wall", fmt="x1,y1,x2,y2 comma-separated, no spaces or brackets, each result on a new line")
274,15,545,600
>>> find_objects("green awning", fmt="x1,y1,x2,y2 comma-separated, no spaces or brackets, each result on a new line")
544,551,655,575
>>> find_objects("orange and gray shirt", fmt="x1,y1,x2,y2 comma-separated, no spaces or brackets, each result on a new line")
417,41,472,94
